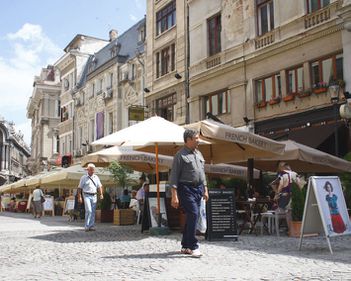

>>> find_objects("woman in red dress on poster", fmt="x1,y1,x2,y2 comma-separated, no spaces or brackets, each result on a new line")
324,181,346,234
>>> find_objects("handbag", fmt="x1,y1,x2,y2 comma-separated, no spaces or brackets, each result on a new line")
40,195,46,203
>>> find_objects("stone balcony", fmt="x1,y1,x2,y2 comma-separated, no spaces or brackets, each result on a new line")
304,6,331,29
255,30,276,49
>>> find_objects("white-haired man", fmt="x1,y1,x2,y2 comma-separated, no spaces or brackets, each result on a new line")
78,163,104,232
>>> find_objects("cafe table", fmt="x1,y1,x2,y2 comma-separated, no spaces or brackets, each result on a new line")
236,197,272,235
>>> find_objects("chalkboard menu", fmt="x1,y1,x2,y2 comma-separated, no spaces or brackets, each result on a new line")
207,189,238,241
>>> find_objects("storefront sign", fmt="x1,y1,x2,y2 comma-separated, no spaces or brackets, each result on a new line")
128,106,144,121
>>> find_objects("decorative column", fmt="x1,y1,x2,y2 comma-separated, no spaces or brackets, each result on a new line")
338,2,351,93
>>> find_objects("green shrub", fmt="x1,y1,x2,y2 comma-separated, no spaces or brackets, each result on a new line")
100,191,112,211
291,183,306,221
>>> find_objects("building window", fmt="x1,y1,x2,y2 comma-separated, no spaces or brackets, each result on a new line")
96,112,104,140
203,90,230,117
207,14,221,56
311,53,343,89
89,119,95,143
307,0,330,13
108,112,113,134
56,136,60,154
156,43,175,78
287,66,304,95
257,0,274,36
255,73,281,103
109,72,113,88
156,0,176,36
156,93,176,121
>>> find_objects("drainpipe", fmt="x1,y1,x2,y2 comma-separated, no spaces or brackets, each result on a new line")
185,2,190,124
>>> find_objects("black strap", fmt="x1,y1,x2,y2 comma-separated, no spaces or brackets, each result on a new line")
88,176,98,188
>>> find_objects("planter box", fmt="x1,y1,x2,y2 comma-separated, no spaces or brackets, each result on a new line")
95,210,101,223
313,88,327,94
101,209,114,223
113,209,135,225
289,221,302,237
283,95,295,102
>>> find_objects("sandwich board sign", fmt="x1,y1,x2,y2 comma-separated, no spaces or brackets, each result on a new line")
299,176,351,254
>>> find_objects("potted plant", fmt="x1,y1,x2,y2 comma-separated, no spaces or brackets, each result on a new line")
298,89,312,98
283,94,295,102
256,100,267,108
289,183,306,237
100,191,113,223
269,96,281,105
340,152,351,217
313,81,328,94
108,161,135,225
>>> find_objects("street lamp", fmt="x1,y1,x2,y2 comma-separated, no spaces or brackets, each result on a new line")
328,83,340,157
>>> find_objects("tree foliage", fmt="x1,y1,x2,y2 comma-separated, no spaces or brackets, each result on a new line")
107,161,133,189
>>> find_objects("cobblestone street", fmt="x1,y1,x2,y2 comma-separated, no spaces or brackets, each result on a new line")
0,212,351,281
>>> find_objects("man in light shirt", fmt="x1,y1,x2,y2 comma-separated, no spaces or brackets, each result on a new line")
78,163,104,232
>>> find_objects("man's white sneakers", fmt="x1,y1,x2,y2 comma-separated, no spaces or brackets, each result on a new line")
191,249,203,258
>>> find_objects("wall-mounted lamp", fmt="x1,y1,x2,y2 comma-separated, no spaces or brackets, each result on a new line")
143,88,150,93
174,73,182,79
243,116,251,124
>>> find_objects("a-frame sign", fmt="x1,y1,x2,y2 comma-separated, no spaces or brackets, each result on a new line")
299,176,351,254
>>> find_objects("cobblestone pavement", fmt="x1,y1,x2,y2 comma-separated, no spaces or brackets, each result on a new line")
0,212,351,281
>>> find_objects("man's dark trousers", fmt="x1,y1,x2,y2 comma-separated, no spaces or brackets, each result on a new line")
178,183,204,250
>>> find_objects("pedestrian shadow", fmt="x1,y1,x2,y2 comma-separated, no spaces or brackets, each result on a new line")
30,228,147,243
102,251,190,260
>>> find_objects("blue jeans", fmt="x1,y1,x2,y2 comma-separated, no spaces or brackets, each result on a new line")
177,183,204,250
83,194,97,229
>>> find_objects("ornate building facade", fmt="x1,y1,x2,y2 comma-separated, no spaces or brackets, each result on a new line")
27,65,61,174
187,0,351,156
0,117,30,185
72,19,146,160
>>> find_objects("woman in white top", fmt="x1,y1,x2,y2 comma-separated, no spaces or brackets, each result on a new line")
32,186,44,218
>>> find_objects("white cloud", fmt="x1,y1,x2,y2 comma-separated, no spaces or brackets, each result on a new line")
129,14,138,22
0,23,62,146
16,120,32,146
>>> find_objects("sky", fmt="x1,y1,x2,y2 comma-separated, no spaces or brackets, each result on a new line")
0,0,146,146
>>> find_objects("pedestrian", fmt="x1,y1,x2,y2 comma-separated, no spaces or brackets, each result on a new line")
32,186,44,218
170,128,209,258
77,163,104,232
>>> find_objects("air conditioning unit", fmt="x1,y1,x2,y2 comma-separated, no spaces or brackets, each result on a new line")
103,91,113,99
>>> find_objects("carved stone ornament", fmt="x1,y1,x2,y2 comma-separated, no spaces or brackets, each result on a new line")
123,84,139,106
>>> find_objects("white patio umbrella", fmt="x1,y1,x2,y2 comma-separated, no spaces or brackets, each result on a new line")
234,140,351,173
92,116,187,227
40,164,115,187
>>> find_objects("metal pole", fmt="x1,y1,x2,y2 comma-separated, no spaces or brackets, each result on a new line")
334,102,339,157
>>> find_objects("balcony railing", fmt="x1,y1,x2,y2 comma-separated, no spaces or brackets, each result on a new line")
304,7,330,29
206,54,221,69
255,30,275,49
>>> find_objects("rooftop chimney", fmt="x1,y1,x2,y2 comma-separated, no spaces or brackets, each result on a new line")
109,29,118,42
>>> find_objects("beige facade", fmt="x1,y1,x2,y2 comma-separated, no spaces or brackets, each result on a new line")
187,0,351,156
145,0,188,124
55,35,108,163
0,117,30,184
73,21,146,161
26,65,61,174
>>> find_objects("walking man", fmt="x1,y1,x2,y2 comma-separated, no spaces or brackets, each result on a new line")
170,129,209,258
78,163,104,232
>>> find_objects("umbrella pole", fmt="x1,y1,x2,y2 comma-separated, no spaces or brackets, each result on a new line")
155,143,161,227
